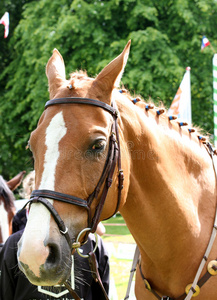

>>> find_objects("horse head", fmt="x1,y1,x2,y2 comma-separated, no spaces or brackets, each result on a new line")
0,171,25,243
17,41,131,286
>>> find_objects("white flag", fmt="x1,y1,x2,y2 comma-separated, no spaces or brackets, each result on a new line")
0,12,9,38
168,67,192,124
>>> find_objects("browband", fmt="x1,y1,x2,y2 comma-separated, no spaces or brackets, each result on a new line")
45,97,118,118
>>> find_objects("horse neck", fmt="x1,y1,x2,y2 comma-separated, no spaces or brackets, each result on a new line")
118,97,217,280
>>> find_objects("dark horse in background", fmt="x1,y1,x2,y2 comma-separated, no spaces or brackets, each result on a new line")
0,171,25,244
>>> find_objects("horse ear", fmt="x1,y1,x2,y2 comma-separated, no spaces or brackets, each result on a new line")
7,171,26,191
94,40,131,102
46,49,66,99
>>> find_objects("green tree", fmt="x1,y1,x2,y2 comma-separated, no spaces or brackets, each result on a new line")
0,0,35,179
1,0,217,177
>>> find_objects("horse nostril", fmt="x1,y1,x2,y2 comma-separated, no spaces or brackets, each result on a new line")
46,243,60,267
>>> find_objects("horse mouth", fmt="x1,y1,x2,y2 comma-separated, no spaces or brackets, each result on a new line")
18,259,71,286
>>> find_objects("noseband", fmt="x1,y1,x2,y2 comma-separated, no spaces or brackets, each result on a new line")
27,97,124,250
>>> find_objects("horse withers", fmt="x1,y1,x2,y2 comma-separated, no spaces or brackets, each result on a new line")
17,41,217,300
0,171,25,244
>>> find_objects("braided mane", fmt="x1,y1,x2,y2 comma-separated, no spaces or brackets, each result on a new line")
117,88,210,146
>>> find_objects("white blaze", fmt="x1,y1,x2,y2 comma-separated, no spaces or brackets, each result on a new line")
39,111,67,190
19,112,67,275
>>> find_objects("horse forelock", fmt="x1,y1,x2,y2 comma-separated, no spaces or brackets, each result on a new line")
67,71,93,91
70,70,88,80
0,176,15,211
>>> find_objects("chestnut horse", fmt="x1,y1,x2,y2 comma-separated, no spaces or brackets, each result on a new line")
0,171,25,243
17,41,217,299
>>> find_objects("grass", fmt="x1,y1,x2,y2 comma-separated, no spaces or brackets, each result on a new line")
102,214,136,299
103,215,126,224
110,257,133,298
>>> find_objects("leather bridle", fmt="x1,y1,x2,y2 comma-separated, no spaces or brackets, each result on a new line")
26,97,124,250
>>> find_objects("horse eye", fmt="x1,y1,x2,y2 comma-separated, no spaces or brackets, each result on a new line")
91,140,106,152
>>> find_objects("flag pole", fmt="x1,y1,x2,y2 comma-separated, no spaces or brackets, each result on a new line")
168,67,191,124
210,43,216,54
213,54,217,147
202,43,216,54
201,36,217,146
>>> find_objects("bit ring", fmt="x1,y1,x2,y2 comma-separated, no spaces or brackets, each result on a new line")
75,227,98,258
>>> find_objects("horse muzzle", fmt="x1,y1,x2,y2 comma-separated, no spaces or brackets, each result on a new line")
17,227,72,286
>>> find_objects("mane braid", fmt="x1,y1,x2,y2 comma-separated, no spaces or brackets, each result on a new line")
118,88,210,144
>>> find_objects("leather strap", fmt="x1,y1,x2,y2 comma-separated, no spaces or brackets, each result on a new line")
88,252,109,300
45,97,118,118
23,197,72,249
89,128,119,232
64,282,81,300
31,190,89,209
139,263,172,300
138,253,217,300
112,105,124,216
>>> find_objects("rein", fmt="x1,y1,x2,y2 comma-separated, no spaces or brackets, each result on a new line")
24,97,124,300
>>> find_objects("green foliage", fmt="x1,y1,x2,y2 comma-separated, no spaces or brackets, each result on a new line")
1,0,217,177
